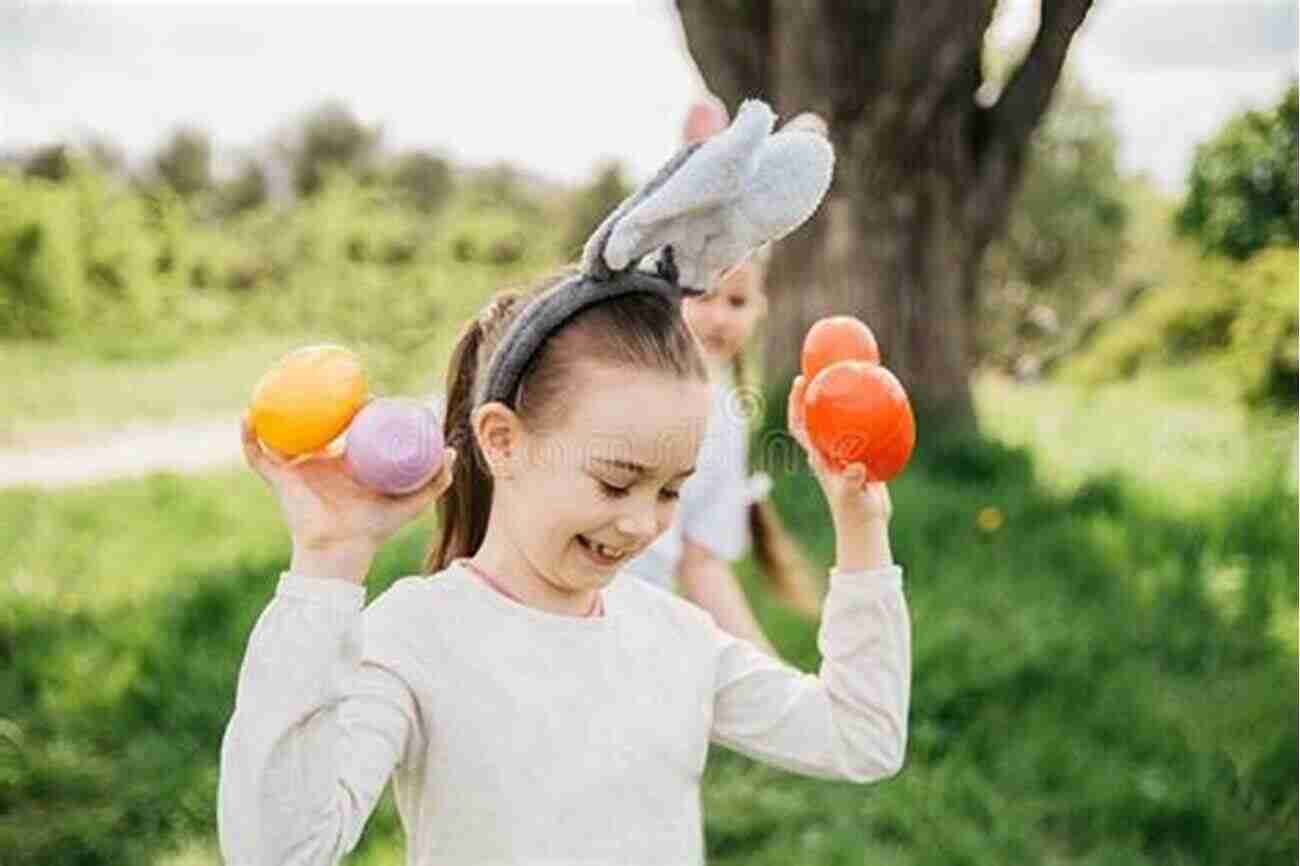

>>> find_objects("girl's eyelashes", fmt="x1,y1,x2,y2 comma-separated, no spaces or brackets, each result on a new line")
728,296,747,309
593,475,683,502
596,478,631,499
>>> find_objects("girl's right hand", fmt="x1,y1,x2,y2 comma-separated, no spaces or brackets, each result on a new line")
786,376,891,526
241,413,456,573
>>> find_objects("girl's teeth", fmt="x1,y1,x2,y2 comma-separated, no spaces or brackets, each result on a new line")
584,538,622,560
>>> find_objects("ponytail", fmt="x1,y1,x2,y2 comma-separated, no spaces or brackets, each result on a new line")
748,501,823,619
425,292,523,573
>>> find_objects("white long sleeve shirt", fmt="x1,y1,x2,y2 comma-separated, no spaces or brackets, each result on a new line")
218,561,910,866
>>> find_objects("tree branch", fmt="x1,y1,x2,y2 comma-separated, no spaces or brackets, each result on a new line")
970,0,1094,244
675,0,772,108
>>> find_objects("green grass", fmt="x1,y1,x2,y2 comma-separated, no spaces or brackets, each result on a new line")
0,335,295,447
0,370,1294,865
975,363,1297,515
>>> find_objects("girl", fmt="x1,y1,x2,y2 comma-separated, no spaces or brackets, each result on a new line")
219,100,909,865
623,251,826,653
219,276,908,865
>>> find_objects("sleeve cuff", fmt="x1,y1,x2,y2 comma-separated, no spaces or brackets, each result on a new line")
828,564,903,596
276,572,367,612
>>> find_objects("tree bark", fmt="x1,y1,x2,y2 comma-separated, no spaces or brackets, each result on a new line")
676,0,1094,432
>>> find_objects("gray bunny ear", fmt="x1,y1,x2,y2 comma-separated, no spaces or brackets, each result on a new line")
580,140,702,279
601,100,775,272
577,98,835,294
736,125,834,246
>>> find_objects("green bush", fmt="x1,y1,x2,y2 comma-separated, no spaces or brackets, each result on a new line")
0,163,564,375
1176,82,1298,261
1227,249,1299,409
0,167,178,338
1063,247,1298,411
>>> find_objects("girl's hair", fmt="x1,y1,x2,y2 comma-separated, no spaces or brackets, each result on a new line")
426,270,710,573
731,247,825,619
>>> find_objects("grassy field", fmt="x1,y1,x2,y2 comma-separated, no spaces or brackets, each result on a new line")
975,361,1298,515
0,366,1294,865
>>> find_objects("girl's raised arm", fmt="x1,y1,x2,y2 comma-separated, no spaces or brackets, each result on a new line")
218,417,452,865
709,562,909,782
708,376,910,781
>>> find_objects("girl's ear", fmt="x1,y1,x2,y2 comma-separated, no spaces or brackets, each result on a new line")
472,402,524,479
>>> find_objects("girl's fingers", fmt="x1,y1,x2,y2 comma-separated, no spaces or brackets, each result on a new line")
240,413,278,483
867,482,892,519
787,375,810,449
419,448,457,501
844,462,868,489
388,448,457,516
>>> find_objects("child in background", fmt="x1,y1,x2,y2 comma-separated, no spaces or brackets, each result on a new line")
219,100,909,866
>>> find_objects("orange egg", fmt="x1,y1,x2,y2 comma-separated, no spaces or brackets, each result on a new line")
804,361,914,481
250,345,367,456
801,316,881,381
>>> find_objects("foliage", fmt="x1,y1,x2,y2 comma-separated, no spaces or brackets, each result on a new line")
1176,81,1298,260
0,367,1295,865
389,151,454,215
23,144,72,182
561,160,632,260
0,162,562,389
287,101,382,198
1063,245,1298,412
0,166,184,339
152,128,212,200
212,160,268,218
980,79,1130,375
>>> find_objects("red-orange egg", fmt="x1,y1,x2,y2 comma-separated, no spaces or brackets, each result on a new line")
801,316,881,381
804,361,915,481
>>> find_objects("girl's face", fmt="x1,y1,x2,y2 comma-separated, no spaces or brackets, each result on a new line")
683,262,767,365
485,362,712,592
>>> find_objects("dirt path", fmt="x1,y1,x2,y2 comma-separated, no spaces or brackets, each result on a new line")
0,416,244,490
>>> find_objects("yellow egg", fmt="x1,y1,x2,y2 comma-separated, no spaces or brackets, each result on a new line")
250,345,367,456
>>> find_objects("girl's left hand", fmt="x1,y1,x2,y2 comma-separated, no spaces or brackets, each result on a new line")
787,375,892,525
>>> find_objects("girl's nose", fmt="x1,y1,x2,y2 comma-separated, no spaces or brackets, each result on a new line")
614,501,658,542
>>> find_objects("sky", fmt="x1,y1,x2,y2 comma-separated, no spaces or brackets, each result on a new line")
2,0,1296,192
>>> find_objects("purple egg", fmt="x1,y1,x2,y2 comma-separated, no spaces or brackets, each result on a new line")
344,397,443,495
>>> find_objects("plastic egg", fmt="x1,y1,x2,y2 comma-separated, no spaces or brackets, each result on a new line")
801,315,881,381
250,345,367,456
804,360,915,481
344,397,444,495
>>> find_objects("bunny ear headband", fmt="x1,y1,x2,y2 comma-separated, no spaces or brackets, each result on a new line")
475,99,834,410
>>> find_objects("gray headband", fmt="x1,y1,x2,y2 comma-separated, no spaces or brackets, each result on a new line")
474,142,704,410
474,98,834,410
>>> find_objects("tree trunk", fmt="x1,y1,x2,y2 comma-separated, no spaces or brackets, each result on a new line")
677,0,1094,433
